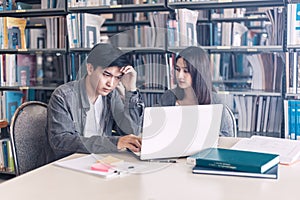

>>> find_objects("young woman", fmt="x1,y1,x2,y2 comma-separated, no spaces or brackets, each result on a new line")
160,46,234,137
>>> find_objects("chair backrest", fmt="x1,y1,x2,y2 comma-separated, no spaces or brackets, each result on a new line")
212,92,237,137
9,101,53,175
224,104,237,138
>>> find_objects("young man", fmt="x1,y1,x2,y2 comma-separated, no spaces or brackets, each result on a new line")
47,43,144,160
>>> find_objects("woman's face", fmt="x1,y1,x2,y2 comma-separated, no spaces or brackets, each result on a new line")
175,57,192,89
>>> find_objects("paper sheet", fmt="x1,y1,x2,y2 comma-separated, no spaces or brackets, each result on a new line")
231,136,300,165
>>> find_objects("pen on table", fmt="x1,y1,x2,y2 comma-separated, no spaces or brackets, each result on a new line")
148,159,177,163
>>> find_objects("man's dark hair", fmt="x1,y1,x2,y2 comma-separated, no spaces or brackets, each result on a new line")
87,43,131,69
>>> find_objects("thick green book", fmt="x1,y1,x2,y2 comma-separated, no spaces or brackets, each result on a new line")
194,148,279,173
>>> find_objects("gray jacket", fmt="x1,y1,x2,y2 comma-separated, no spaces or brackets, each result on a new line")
159,89,234,137
46,77,144,160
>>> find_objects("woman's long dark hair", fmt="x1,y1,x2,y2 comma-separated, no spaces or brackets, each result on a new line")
175,46,212,104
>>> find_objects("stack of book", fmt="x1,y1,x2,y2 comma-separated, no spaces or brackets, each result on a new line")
187,148,279,179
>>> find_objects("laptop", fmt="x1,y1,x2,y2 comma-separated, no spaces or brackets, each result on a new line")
135,104,223,160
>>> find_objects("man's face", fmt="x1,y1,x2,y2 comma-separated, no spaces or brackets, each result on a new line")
90,66,123,96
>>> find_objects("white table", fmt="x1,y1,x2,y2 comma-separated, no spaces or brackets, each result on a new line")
0,137,299,200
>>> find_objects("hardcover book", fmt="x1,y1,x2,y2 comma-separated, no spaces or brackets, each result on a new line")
193,148,279,174
80,13,105,48
192,164,278,179
3,91,23,123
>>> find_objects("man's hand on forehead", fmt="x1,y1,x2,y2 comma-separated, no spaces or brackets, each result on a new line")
119,65,137,92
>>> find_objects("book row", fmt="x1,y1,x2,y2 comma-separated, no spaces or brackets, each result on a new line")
68,0,157,8
0,54,65,87
0,16,66,50
0,0,64,10
234,95,282,133
0,1,291,47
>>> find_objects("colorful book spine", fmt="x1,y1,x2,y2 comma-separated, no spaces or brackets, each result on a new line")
287,99,300,140
296,100,300,140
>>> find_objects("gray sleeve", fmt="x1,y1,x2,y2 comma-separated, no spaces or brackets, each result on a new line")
111,90,144,135
47,89,120,159
220,107,234,137
159,90,176,106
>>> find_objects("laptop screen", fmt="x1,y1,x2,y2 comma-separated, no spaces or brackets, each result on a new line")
140,104,223,160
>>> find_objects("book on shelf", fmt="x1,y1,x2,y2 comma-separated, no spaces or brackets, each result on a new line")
246,54,283,91
17,54,37,86
1,91,23,123
177,8,198,47
232,22,248,46
16,66,30,86
40,0,65,9
231,135,300,165
44,16,65,49
148,11,169,48
67,13,105,48
192,164,278,179
68,0,103,7
189,148,279,174
4,54,17,86
42,54,65,86
286,52,300,94
66,13,79,48
233,95,282,134
284,99,300,140
0,138,14,173
6,17,27,49
80,13,105,48
25,18,47,49
287,3,300,45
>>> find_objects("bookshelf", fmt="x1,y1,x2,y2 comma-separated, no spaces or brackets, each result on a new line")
0,0,68,176
284,1,300,140
0,0,292,176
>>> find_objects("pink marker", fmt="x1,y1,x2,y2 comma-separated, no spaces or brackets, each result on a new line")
91,163,111,172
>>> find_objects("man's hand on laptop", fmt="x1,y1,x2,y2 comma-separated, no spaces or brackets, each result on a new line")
117,134,141,152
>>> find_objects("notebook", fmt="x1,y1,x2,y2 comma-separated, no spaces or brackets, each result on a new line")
192,164,278,179
135,104,223,160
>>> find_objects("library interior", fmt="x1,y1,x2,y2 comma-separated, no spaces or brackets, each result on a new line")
0,0,300,199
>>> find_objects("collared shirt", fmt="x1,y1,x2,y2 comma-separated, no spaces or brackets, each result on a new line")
46,77,144,160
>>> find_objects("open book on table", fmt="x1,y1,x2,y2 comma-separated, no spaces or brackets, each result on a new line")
231,136,300,165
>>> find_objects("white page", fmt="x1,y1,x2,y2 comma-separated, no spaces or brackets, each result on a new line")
54,154,159,178
231,136,300,165
54,154,120,178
